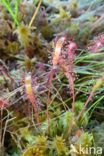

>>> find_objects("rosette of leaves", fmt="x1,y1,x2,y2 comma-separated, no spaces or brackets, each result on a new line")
14,23,32,47
70,132,93,156
52,135,69,156
22,135,48,156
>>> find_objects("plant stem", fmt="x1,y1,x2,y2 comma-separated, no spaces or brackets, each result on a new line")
29,0,42,28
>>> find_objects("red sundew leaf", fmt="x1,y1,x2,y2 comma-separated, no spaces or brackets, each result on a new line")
0,98,9,108
47,37,65,85
59,58,75,111
68,42,77,107
25,72,40,124
52,37,65,67
68,41,77,69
